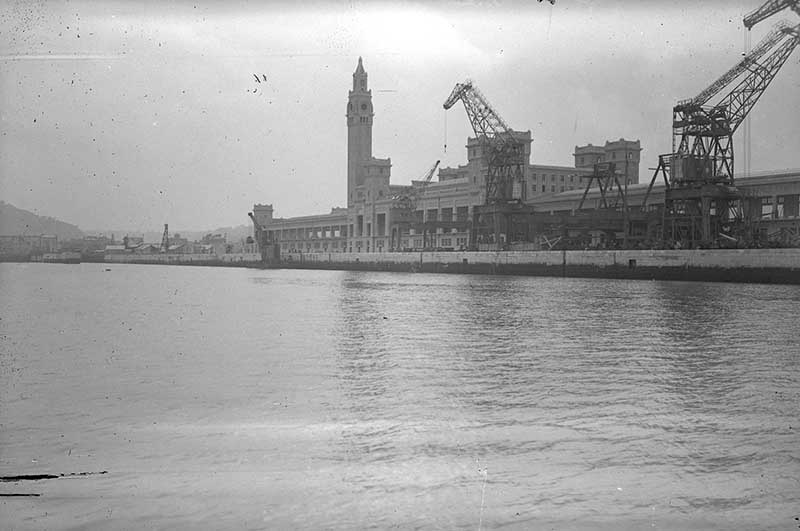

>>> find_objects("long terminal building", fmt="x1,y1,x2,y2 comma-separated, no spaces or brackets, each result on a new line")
252,58,800,252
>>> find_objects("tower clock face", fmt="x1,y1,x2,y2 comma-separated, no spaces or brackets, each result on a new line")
361,104,367,111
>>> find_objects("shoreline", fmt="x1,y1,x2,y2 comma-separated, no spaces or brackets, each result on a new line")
274,248,800,285
7,248,797,284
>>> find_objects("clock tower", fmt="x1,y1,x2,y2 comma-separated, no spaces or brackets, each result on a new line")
346,57,373,207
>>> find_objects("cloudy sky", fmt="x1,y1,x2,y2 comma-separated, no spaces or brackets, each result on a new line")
1,0,798,232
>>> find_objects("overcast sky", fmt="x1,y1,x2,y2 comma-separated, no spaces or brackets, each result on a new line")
1,0,798,232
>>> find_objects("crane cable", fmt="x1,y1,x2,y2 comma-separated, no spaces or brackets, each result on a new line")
443,108,447,154
743,25,752,178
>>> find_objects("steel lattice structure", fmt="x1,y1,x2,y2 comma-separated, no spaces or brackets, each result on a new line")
671,22,799,188
576,163,628,211
443,81,527,204
688,20,792,108
744,0,800,29
644,17,800,247
161,224,169,253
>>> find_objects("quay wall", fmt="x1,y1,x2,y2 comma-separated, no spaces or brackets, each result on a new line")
279,249,800,284
104,253,262,267
97,249,800,283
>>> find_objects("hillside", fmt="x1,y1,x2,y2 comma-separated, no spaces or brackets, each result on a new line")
0,201,84,240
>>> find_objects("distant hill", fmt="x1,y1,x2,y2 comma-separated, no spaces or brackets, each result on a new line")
0,201,84,240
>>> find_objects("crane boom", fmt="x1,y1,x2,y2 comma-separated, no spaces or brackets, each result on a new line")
443,80,517,151
404,160,440,208
248,212,262,232
420,159,440,186
685,20,792,107
248,212,269,249
443,80,527,204
161,224,169,253
744,0,800,29
711,23,799,135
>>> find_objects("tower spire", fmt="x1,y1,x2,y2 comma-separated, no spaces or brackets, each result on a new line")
353,56,368,91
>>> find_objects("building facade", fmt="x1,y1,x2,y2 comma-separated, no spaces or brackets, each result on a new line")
574,139,642,185
251,59,658,252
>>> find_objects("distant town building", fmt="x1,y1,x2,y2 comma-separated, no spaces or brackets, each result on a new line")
201,233,228,255
0,234,58,259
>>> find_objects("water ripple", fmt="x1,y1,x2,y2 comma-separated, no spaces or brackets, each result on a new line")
1,265,798,529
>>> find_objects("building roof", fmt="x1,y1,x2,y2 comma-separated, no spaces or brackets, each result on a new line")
270,210,348,226
530,164,594,173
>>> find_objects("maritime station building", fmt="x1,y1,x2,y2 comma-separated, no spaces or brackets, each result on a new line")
252,58,799,252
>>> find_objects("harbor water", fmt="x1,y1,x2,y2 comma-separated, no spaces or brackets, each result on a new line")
1,263,798,530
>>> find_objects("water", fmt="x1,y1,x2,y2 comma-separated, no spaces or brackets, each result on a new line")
1,263,798,530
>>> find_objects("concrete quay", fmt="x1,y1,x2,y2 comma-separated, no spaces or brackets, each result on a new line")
99,249,800,284
277,249,800,284
104,252,262,268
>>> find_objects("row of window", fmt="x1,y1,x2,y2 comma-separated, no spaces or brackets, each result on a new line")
532,184,579,194
269,226,347,240
398,235,469,249
281,241,341,251
760,195,800,219
578,152,635,166
531,173,576,184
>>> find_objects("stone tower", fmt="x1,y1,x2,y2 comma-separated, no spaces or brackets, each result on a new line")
574,139,642,184
346,57,373,206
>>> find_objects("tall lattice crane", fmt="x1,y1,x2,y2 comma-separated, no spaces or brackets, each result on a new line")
741,1,799,176
443,81,527,204
646,16,799,246
671,20,798,188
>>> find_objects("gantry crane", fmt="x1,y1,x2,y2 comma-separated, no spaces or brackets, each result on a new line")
443,81,529,248
671,20,798,187
576,163,627,211
645,13,799,247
